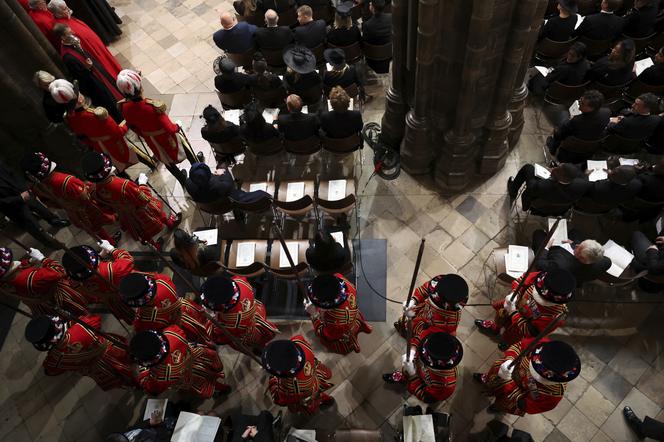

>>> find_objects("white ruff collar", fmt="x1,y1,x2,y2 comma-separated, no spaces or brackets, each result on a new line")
531,289,556,307
529,361,558,385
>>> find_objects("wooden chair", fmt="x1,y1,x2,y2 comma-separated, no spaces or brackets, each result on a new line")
283,135,321,155
646,32,664,56
310,43,325,65
252,86,288,108
543,81,590,106
226,48,256,70
232,181,275,213
492,247,535,287
274,180,315,216
208,136,245,158
362,41,392,63
327,41,363,64
216,88,251,110
534,38,576,64
573,197,614,215
591,81,631,108
554,136,604,163
245,136,283,156
221,239,268,278
578,36,612,60
316,179,356,216
623,79,664,102
528,199,572,217
260,47,287,71
602,133,644,155
623,32,656,55
595,266,646,287
321,133,362,153
267,239,309,278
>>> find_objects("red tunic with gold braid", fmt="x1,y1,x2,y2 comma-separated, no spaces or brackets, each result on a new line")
42,314,136,390
136,325,227,398
118,98,187,165
492,272,568,345
30,171,117,240
0,259,89,316
311,274,372,354
484,338,565,416
267,335,333,414
65,107,139,171
206,276,278,350
397,275,463,336
68,249,136,324
405,325,458,403
132,273,211,343
91,175,168,243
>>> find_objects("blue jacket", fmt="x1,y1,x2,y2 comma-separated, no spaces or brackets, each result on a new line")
213,22,257,54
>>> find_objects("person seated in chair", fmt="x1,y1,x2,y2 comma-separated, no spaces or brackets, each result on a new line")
546,89,610,158
228,410,279,442
528,41,590,96
239,103,280,143
319,86,363,138
283,46,323,108
276,94,320,140
322,48,363,97
305,230,351,272
573,0,624,42
361,0,392,73
583,164,642,210
293,5,326,49
586,39,636,86
636,157,664,202
215,58,251,94
622,0,657,38
538,0,578,42
185,161,270,205
326,2,361,48
170,229,222,278
200,105,241,166
630,230,664,276
247,53,286,99
213,11,257,54
605,92,661,139
636,46,664,86
253,9,294,52
507,162,590,211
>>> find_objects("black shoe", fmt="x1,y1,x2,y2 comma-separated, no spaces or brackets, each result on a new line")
507,177,518,203
196,151,206,163
112,231,122,245
474,319,499,336
49,218,70,228
498,342,509,351
180,169,188,180
382,373,400,383
472,373,484,384
623,406,645,439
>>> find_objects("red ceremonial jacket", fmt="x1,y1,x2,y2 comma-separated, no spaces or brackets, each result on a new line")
267,335,333,414
137,324,225,398
133,274,211,342
406,325,458,403
118,98,182,164
403,276,463,336
485,338,566,416
42,314,135,390
492,272,568,345
207,276,278,350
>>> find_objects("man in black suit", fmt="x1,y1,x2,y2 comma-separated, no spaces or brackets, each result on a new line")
319,85,363,138
584,165,642,210
631,230,664,275
293,5,326,48
573,0,624,41
539,0,579,42
507,162,590,210
637,47,664,86
547,89,610,158
276,94,320,140
636,156,664,202
529,41,590,96
532,229,612,286
362,0,392,73
214,58,251,93
605,92,661,139
0,161,68,248
623,0,657,38
254,9,294,51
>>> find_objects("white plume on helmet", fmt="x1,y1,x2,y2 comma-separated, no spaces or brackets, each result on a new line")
49,79,77,104
116,69,142,97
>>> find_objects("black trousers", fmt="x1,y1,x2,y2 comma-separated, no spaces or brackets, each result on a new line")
3,199,61,248
230,411,274,442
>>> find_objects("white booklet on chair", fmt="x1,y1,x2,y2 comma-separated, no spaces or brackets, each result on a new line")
286,182,305,201
249,182,268,192
143,398,168,421
223,109,241,125
534,163,551,179
505,245,529,277
279,242,299,268
236,242,256,267
195,229,217,246
330,231,344,246
587,160,608,182
171,412,221,442
569,100,581,117
603,239,634,277
535,66,553,77
327,179,347,201
548,218,568,246
635,58,654,76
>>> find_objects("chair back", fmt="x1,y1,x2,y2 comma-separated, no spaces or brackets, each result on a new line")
267,240,309,279
578,36,611,59
252,86,288,108
274,194,314,216
299,83,324,106
602,133,644,154
544,81,589,106
230,195,273,213
216,88,251,110
310,43,325,64
321,133,362,153
556,136,603,162
224,240,268,278
529,199,572,217
327,41,363,64
623,79,664,102
197,198,233,215
573,197,613,215
209,136,245,156
535,38,576,62
591,81,630,103
261,47,287,70
283,135,321,155
362,41,392,61
227,48,256,69
246,136,283,156
623,32,656,55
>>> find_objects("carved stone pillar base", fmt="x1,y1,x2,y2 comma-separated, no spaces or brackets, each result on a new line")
480,111,512,174
400,111,433,175
380,87,408,149
434,130,477,192
507,82,528,149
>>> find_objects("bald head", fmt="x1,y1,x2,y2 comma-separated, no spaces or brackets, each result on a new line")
286,94,303,112
220,12,236,29
265,9,278,26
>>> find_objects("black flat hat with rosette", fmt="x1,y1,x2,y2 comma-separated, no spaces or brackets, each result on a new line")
21,152,52,181
308,274,348,309
200,275,239,311
430,274,469,308
261,339,305,378
531,340,581,383
419,331,463,369
62,245,99,281
535,269,576,304
81,151,113,182
129,330,170,367
119,273,157,307
0,247,13,278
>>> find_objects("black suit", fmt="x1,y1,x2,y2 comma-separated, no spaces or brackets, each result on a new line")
637,62,664,86
319,109,363,138
214,72,251,93
362,12,392,73
623,4,658,38
632,231,664,275
284,71,322,97
547,58,590,86
585,177,642,207
573,11,624,41
536,244,612,285
257,0,294,13
326,26,362,47
636,170,664,202
293,19,326,48
586,56,634,85
513,164,590,209
201,122,241,144
112,419,173,442
277,111,319,140
606,112,661,139
254,26,294,51
540,14,577,42
548,108,610,161
240,121,280,142
322,65,362,93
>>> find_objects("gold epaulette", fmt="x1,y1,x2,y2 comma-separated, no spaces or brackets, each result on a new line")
93,107,108,119
146,98,167,114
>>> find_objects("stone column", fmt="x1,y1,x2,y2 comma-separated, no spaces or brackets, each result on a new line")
398,0,439,175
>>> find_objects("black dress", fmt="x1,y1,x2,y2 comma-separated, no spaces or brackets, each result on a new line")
69,0,122,44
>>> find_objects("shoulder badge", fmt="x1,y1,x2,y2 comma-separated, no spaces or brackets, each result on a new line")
93,107,109,120
303,361,312,377
171,349,183,364
146,98,167,114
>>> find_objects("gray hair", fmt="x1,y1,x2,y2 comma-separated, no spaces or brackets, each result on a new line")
28,0,45,8
575,240,604,264
47,0,68,15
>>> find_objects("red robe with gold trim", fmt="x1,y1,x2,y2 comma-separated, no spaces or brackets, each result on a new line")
30,171,117,242
206,276,278,351
267,335,333,414
42,314,136,390
68,249,136,323
136,324,227,398
118,98,188,165
492,273,568,345
484,338,566,416
0,259,89,316
132,273,211,343
311,273,371,354
91,176,168,244
405,325,458,403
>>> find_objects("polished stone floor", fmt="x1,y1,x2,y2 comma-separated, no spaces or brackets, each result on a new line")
1,0,664,440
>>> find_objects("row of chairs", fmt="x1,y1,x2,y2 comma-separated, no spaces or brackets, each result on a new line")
551,133,660,162
544,78,664,110
524,192,663,218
